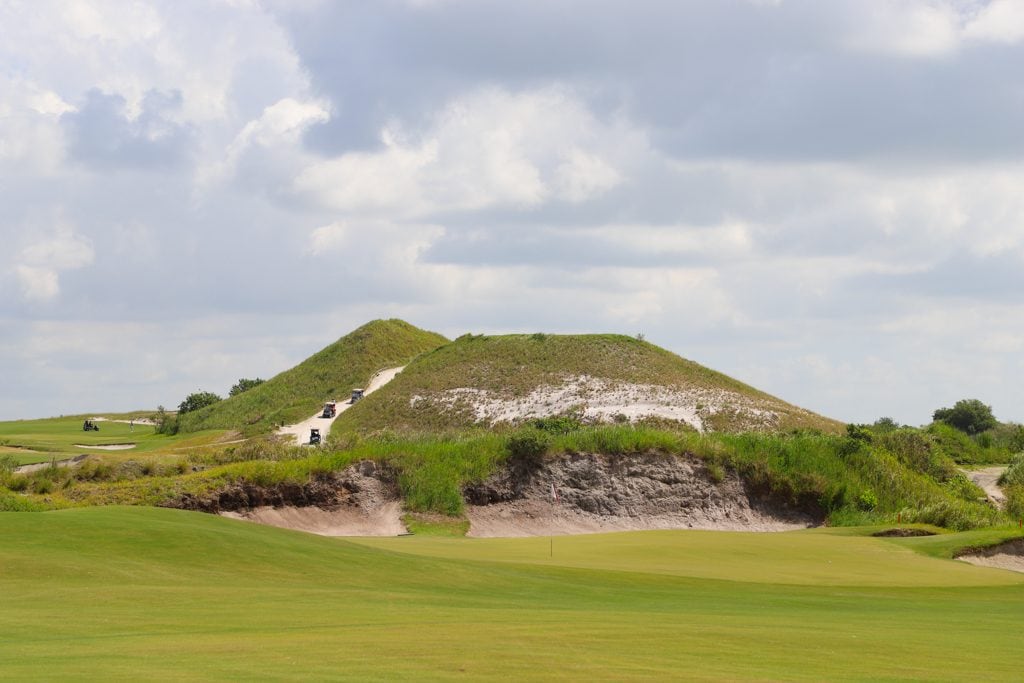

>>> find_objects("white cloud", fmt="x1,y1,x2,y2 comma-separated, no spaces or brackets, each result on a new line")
964,0,1024,44
11,222,95,302
294,87,633,217
844,1,961,57
308,221,349,256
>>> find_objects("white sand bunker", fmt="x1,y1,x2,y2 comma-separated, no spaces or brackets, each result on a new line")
959,538,1024,573
222,502,406,537
73,443,136,450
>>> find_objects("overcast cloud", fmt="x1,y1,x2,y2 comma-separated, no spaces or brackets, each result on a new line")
2,0,1023,425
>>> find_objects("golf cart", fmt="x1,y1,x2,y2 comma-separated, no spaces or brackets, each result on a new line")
321,401,337,418
309,428,322,445
350,389,365,404
82,419,100,432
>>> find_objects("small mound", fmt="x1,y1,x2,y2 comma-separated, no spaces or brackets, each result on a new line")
73,443,136,450
464,452,818,538
958,538,1024,573
872,528,936,538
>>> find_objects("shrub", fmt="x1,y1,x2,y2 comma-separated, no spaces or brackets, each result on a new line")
229,378,265,396
178,391,222,414
507,429,550,467
933,399,998,435
856,489,878,511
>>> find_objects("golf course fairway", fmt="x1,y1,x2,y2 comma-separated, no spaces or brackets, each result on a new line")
3,507,1024,680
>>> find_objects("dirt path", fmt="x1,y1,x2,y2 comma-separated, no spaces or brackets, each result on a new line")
276,366,405,446
962,466,1008,508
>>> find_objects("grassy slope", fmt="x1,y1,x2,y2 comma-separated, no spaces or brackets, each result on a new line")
178,319,448,434
0,417,227,458
3,506,1024,681
335,333,842,434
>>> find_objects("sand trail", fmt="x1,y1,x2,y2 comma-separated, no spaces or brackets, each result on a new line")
276,366,405,446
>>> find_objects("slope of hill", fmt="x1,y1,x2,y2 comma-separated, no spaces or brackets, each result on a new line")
334,333,841,434
178,319,447,434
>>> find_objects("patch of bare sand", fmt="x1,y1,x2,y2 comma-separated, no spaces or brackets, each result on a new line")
467,500,809,537
73,443,136,450
961,466,1008,508
222,501,406,537
15,454,88,474
410,375,789,432
465,452,817,538
959,538,1024,574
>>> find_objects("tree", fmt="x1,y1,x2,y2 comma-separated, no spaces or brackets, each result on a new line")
229,377,265,397
932,399,998,435
178,391,222,414
872,417,900,433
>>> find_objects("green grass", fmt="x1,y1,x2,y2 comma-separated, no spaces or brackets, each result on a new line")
4,506,1024,680
0,416,228,457
177,319,448,434
335,332,843,434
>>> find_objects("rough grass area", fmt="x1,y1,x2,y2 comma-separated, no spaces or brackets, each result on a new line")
334,332,843,434
177,319,447,434
17,425,1005,530
3,507,1024,680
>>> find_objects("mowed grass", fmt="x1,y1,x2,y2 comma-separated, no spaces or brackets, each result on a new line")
351,527,1024,588
0,416,229,457
4,507,1024,680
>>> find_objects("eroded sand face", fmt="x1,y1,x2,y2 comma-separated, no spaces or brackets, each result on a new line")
465,452,817,538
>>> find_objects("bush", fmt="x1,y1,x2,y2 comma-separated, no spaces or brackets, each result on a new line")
856,489,878,511
507,429,550,467
178,391,222,414
933,399,998,435
229,378,265,397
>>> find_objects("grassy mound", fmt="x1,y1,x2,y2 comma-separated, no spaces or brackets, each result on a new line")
334,332,841,434
3,506,1024,680
177,319,447,434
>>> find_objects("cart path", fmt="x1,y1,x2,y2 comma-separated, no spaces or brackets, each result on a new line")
276,366,405,446
962,466,1008,508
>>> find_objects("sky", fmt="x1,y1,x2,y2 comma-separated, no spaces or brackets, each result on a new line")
2,0,1023,425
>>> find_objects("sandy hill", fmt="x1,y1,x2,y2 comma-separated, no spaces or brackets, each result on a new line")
334,332,841,434
178,319,448,434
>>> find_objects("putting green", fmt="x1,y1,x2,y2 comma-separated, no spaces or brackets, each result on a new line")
351,528,1024,587
0,417,227,456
